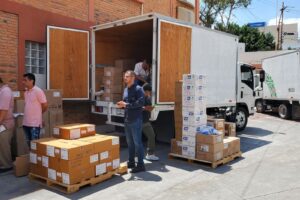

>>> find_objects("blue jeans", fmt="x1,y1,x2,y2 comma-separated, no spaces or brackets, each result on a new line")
124,119,144,166
23,126,40,147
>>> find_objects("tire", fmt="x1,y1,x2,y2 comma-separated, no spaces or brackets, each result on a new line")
255,100,264,113
236,107,248,132
278,104,291,119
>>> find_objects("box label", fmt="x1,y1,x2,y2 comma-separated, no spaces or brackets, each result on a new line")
30,152,37,164
200,144,209,152
87,125,95,132
70,129,81,139
112,137,119,145
37,156,42,162
216,135,222,143
224,143,229,149
113,159,120,169
42,156,49,167
53,128,60,135
46,146,55,157
30,142,37,150
90,154,99,163
61,148,69,160
96,163,106,176
100,151,109,160
53,92,61,97
62,173,70,185
57,172,62,177
48,169,56,180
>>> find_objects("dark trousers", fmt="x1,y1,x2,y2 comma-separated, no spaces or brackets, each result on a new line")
124,119,144,166
23,126,41,147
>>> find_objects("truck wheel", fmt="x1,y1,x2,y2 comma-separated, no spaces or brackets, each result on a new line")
255,100,264,113
236,107,248,131
278,104,291,119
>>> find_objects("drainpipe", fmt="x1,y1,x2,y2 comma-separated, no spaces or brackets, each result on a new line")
195,0,200,24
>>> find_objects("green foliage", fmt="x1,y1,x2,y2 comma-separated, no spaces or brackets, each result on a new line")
215,23,276,51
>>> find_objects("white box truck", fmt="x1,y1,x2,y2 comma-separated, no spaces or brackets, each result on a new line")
256,50,300,119
90,13,262,141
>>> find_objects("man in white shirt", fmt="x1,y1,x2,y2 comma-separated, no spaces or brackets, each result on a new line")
134,59,150,86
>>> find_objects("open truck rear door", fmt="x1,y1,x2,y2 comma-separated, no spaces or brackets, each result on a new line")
47,26,89,100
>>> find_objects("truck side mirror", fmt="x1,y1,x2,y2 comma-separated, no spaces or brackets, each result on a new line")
259,70,265,82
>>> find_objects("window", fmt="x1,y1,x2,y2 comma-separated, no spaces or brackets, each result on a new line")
25,41,46,74
241,65,254,89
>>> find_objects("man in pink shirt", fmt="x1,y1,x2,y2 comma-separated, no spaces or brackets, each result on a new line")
22,73,48,146
0,77,15,173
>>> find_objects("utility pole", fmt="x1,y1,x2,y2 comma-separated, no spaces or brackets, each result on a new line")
276,1,287,50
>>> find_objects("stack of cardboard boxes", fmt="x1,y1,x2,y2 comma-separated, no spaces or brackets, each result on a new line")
206,118,240,159
30,134,120,185
181,74,207,159
100,59,135,103
171,75,241,164
12,89,63,176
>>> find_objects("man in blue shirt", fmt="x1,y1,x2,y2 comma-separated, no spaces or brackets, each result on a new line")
117,70,145,173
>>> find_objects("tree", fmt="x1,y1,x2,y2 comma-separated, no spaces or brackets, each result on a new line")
200,0,252,27
215,23,275,51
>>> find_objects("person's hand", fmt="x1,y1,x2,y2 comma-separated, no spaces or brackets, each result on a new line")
117,101,127,108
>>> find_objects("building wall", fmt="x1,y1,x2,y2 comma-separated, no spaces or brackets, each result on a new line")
10,0,90,22
0,11,18,90
94,0,174,24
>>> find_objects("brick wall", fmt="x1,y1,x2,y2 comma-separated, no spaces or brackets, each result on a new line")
0,11,18,90
10,0,89,22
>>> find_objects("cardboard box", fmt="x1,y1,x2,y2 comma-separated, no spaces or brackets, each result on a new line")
175,124,182,141
182,84,205,96
183,74,206,85
182,114,207,127
95,67,104,91
171,139,182,155
223,137,231,157
227,137,240,155
115,59,136,71
182,145,195,158
101,93,122,102
103,76,123,86
196,133,223,144
13,154,29,177
14,99,25,113
53,124,96,139
196,151,223,162
13,91,25,100
182,95,206,108
224,122,236,137
14,128,30,156
175,81,183,104
30,163,47,177
103,85,123,94
182,135,196,146
196,142,223,153
43,89,63,109
182,106,206,116
207,118,225,132
49,109,64,135
59,166,95,185
182,125,200,137
14,115,23,128
104,66,123,77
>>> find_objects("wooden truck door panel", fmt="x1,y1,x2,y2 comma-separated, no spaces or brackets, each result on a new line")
47,26,89,100
157,20,192,104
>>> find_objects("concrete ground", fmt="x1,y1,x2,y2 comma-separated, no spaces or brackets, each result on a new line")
1,113,300,200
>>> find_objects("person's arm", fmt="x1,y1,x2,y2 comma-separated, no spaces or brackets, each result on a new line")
37,90,48,113
118,88,144,109
41,102,48,113
0,110,8,124
0,91,11,124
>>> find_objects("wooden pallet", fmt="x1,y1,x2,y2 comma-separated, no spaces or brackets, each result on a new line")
28,163,128,194
169,151,242,168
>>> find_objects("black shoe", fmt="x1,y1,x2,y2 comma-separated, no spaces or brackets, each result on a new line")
0,167,12,174
130,165,145,173
127,161,136,169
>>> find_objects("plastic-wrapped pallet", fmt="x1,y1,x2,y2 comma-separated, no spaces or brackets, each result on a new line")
181,74,207,159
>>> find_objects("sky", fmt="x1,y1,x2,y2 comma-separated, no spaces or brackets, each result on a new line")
233,0,300,35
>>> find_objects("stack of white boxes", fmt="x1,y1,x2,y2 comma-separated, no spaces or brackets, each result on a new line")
181,74,207,158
